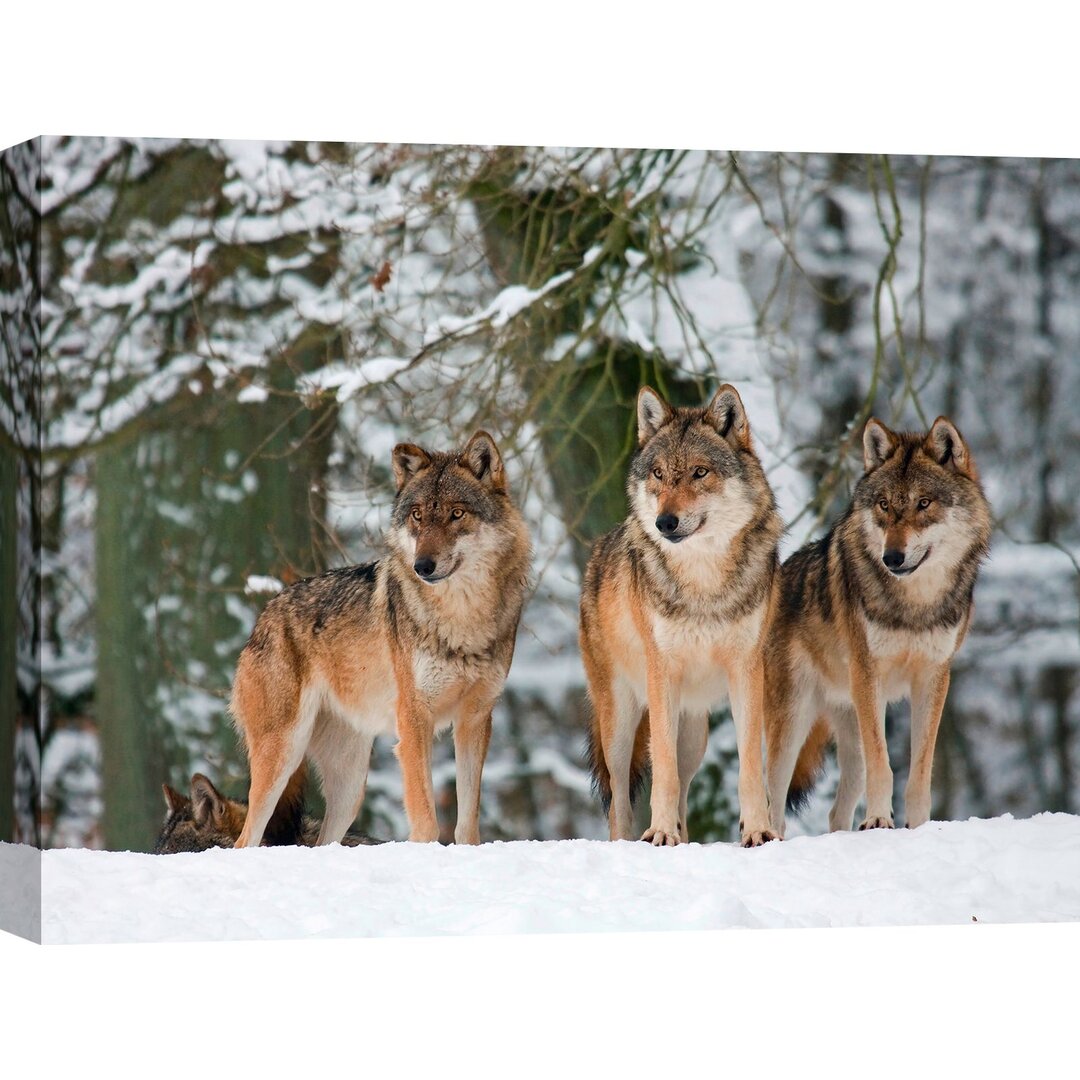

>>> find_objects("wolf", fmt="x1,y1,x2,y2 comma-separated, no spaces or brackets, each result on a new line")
153,773,380,853
580,384,784,846
764,416,991,835
229,431,531,848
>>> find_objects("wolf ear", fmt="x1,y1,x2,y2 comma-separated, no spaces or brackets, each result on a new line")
391,443,432,491
863,418,897,472
637,387,674,445
705,384,751,449
190,774,227,827
459,431,507,492
162,784,189,815
924,416,975,477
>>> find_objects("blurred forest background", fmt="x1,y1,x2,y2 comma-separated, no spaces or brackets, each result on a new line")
2,138,1078,851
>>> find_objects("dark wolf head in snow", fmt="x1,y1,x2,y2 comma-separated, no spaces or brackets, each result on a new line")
154,773,248,854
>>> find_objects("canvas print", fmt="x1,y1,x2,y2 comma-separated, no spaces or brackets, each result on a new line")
1,138,1078,944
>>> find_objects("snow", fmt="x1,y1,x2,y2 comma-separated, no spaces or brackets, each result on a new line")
244,574,285,596
236,383,269,404
6,814,1077,945
430,245,605,342
298,356,413,402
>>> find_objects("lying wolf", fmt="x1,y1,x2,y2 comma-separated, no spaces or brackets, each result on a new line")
154,773,380,853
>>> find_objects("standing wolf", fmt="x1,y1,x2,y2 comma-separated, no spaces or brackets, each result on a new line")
229,431,530,848
580,385,783,847
765,416,991,835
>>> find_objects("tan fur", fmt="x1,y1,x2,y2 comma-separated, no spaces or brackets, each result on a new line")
230,431,531,847
765,416,992,834
581,385,784,846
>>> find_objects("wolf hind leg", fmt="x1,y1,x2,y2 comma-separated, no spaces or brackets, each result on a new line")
676,711,708,843
309,718,374,845
605,687,644,842
453,694,495,845
591,671,641,842
728,657,777,846
765,693,817,839
905,663,951,829
827,706,865,832
235,685,319,849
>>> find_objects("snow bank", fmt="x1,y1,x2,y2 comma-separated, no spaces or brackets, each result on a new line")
10,813,1078,945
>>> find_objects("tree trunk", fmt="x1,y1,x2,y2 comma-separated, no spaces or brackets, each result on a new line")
96,387,334,851
467,153,700,569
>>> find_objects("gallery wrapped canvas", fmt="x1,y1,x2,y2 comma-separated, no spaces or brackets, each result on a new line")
1,138,1078,943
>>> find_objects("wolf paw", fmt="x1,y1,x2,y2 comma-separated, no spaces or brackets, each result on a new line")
741,828,780,848
858,816,895,831
641,826,681,847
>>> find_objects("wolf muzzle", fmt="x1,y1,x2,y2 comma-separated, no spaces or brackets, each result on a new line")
882,547,930,576
413,554,460,583
656,513,694,543
414,556,437,579
655,513,701,543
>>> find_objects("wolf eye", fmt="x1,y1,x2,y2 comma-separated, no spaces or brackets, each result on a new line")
450,507,465,520
692,466,709,479
652,468,663,481
878,499,889,512
410,507,421,522
917,498,932,510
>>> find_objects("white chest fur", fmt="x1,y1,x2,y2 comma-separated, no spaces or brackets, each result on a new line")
863,617,961,702
863,618,961,665
646,605,764,713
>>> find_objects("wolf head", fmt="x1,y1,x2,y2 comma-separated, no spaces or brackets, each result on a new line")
389,431,517,585
856,416,991,579
629,384,773,551
153,773,247,853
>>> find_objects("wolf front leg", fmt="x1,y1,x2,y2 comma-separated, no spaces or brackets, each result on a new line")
641,644,682,846
392,658,439,843
849,652,893,830
905,663,951,829
452,687,496,845
728,656,778,846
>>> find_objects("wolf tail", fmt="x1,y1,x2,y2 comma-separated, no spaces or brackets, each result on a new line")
261,762,308,845
587,708,651,813
785,718,832,814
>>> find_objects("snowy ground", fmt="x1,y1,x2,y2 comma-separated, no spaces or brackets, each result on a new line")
3,813,1077,944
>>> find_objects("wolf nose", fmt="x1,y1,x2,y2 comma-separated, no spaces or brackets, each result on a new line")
656,513,680,535
413,556,437,579
882,549,906,571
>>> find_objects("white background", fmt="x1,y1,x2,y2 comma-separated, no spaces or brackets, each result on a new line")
4,3,1078,1074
